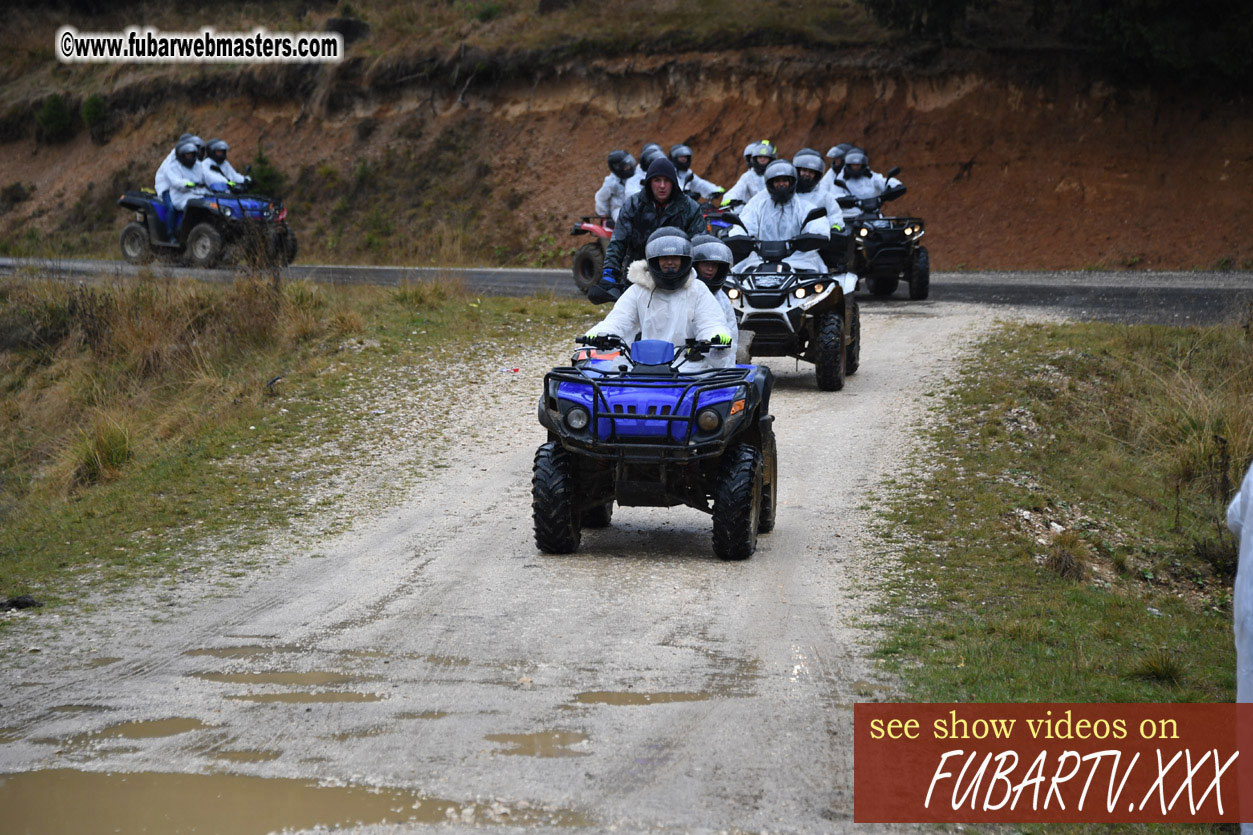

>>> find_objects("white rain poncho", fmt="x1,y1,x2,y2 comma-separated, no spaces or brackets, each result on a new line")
594,173,625,221
589,260,733,372
1230,462,1253,703
712,287,739,362
204,157,246,189
728,189,830,274
799,182,846,231
167,158,207,211
721,169,765,207
839,169,903,222
624,168,645,199
677,168,722,200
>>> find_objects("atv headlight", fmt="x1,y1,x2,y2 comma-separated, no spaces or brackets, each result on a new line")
813,283,825,294
726,288,740,300
221,206,233,217
858,227,870,237
696,408,722,432
903,226,913,236
793,287,806,299
565,406,590,430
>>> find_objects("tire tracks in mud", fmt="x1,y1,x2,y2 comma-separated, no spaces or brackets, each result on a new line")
1,300,1009,832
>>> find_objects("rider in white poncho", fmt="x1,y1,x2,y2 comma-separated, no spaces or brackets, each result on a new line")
727,159,830,275
587,227,732,372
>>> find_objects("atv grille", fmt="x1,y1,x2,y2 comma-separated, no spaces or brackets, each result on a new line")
747,293,785,309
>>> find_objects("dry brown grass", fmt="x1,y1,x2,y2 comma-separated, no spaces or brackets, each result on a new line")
0,274,337,503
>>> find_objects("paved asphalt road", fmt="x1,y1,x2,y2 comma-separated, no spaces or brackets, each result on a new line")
2,256,1250,324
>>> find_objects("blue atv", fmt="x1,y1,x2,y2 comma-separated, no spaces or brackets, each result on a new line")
534,335,777,561
116,183,297,269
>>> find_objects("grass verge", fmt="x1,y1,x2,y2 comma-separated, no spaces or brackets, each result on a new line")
0,273,590,611
874,319,1250,705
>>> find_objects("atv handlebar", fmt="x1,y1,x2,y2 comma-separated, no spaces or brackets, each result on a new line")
575,336,727,368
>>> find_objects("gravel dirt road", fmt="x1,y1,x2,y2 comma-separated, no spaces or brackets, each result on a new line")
0,300,1003,832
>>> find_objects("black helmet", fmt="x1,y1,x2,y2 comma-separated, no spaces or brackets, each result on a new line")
644,227,692,291
691,237,733,291
763,159,797,204
207,138,229,165
608,149,636,180
175,140,199,169
792,150,825,194
640,142,663,160
669,143,693,173
749,140,778,175
640,146,666,173
190,136,207,160
843,150,870,179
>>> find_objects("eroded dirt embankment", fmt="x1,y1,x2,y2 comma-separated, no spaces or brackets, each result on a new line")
1,48,1249,269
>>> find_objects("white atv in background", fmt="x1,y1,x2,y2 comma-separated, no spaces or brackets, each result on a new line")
722,207,861,391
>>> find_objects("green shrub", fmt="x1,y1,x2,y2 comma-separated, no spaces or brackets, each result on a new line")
248,145,288,198
80,95,107,129
35,93,78,144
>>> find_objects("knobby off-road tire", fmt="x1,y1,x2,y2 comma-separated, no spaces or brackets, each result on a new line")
815,311,846,392
758,425,778,534
532,442,582,553
120,222,152,265
845,300,861,376
712,443,762,561
571,243,604,294
868,276,898,297
186,222,224,269
583,501,614,528
907,246,930,300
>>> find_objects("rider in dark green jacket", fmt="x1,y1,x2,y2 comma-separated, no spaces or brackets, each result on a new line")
590,156,706,304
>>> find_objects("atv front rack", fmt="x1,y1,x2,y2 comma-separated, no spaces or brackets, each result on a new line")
544,365,754,463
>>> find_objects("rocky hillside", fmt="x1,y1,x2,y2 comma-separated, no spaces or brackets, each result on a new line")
0,1,1248,271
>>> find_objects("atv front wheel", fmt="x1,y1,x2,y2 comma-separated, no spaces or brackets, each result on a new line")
815,312,846,392
868,277,898,297
584,501,614,528
907,246,930,300
712,443,762,561
571,243,604,294
532,442,582,553
758,425,777,534
187,223,224,268
845,300,861,376
120,222,152,265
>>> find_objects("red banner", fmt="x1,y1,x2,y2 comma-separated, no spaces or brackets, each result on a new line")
855,704,1253,823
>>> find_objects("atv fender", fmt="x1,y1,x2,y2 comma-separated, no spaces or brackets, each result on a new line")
835,270,859,297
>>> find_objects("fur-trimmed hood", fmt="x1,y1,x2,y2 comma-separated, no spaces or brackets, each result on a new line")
626,259,693,292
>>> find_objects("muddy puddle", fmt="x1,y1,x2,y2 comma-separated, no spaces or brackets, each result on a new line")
0,727,20,744
0,769,591,831
486,731,590,758
37,718,211,750
329,726,385,742
224,691,383,704
46,704,112,715
573,691,711,706
184,645,301,659
192,671,365,687
210,749,282,763
83,656,122,668
396,710,448,720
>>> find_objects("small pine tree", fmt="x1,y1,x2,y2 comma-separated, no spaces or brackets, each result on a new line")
36,93,78,144
249,145,288,198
